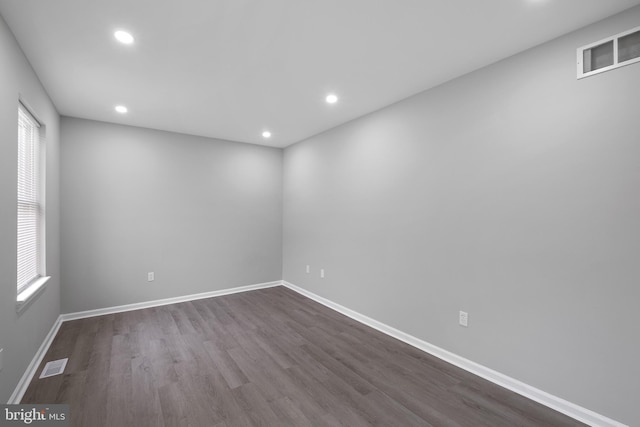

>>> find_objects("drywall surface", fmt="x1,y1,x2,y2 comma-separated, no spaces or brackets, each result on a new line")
0,14,61,402
283,7,640,425
60,118,283,313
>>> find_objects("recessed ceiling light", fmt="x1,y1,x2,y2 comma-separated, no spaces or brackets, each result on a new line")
262,131,272,138
326,94,338,104
115,105,128,114
114,30,134,44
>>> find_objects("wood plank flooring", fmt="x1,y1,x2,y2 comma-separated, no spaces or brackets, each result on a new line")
22,286,586,426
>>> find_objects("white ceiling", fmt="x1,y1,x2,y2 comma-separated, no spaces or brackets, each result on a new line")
1,0,639,148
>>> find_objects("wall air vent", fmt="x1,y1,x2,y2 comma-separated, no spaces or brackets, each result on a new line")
577,25,640,79
39,358,68,379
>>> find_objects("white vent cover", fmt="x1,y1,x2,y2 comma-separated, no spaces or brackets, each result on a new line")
577,25,640,78
39,358,68,379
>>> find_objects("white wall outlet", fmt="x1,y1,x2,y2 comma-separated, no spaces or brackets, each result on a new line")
0,348,3,371
320,268,325,279
306,265,310,274
459,311,469,327
147,272,154,282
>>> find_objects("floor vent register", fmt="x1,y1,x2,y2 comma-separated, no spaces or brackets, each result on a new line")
39,358,68,379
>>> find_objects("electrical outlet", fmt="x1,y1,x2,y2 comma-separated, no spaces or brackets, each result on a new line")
306,265,310,274
320,269,325,279
459,311,468,327
147,272,154,282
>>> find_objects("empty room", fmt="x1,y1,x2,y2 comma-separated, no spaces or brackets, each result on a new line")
1,1,639,426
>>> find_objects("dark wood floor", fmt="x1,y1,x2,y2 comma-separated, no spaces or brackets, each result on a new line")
22,286,585,427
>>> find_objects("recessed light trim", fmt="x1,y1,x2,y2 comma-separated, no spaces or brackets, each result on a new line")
115,105,128,114
114,30,134,44
262,131,272,138
326,94,338,104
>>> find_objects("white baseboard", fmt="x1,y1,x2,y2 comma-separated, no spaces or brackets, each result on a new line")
282,281,627,427
8,315,63,404
9,280,281,404
61,280,282,321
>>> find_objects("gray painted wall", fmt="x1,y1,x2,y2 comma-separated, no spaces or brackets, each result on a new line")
60,118,283,313
283,7,640,425
0,15,61,402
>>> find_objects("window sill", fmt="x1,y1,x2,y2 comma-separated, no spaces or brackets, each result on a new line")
16,276,50,313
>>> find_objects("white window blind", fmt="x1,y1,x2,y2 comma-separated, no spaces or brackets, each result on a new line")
17,103,43,294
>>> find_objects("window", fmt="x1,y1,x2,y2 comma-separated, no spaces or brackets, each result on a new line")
17,103,46,296
577,26,640,79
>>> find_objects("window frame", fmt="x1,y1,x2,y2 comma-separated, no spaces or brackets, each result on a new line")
16,100,49,308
